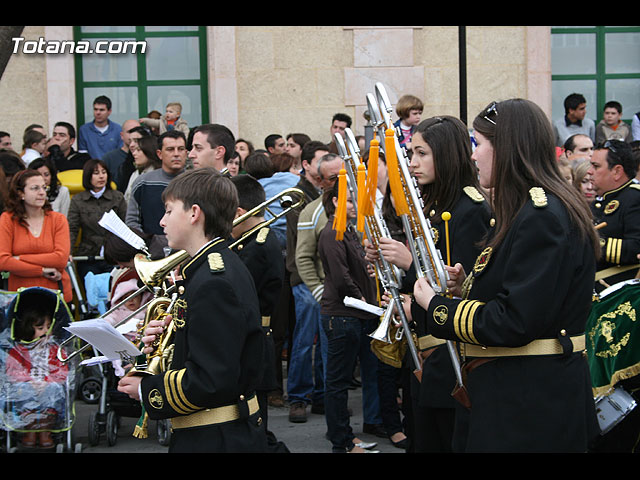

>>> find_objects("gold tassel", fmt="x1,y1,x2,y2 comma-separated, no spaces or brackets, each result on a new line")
385,129,409,216
132,411,149,439
365,136,379,216
333,167,348,240
356,163,367,233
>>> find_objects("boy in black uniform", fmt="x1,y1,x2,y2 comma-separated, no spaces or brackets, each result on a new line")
587,139,640,289
118,167,267,453
230,174,287,452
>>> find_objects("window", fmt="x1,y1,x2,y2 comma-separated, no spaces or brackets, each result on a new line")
73,26,208,129
551,26,640,124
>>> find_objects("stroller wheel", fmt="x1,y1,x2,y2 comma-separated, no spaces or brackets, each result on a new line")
88,411,101,446
79,378,102,404
106,410,119,446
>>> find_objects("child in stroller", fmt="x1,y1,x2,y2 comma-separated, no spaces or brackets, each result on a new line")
0,287,77,450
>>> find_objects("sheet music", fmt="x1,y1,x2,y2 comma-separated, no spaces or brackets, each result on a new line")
63,317,142,364
343,296,384,316
98,210,147,252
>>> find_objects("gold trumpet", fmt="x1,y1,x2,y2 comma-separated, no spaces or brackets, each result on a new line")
229,187,305,248
56,249,189,365
125,249,190,376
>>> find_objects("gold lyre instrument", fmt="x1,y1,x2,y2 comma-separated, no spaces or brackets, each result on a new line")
126,249,190,376
334,127,422,375
229,187,305,249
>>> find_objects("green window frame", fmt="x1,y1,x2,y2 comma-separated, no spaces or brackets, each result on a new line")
551,26,640,124
73,26,209,127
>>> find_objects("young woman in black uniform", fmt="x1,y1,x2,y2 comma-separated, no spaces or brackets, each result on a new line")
366,115,492,452
412,99,601,452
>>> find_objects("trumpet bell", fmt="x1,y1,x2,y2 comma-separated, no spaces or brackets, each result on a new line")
369,305,395,344
134,249,190,288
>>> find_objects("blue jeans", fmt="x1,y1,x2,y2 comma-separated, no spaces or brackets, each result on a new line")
322,315,382,452
287,283,327,405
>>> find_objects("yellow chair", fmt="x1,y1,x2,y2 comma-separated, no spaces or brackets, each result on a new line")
58,169,117,198
57,169,84,197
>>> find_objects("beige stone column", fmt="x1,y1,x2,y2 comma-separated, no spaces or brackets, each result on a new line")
206,26,239,133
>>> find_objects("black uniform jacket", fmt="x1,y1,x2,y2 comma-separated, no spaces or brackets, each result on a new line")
231,226,283,392
140,238,266,452
591,179,640,286
423,188,599,452
410,186,492,408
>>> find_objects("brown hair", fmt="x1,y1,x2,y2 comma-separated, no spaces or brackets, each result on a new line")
472,98,599,257
162,167,238,239
7,169,51,228
414,116,483,223
395,94,424,119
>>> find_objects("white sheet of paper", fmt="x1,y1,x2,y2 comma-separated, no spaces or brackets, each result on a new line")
343,296,384,316
64,317,142,361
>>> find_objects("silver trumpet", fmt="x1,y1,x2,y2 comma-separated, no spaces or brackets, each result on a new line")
334,127,422,374
366,82,449,292
367,82,466,391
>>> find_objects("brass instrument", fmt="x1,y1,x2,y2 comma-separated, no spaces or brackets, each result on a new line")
229,187,305,249
334,127,422,375
125,249,190,376
56,249,189,365
366,82,449,292
365,83,465,390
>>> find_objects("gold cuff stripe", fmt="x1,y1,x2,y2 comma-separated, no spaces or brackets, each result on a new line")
606,238,623,264
164,369,200,415
453,300,484,345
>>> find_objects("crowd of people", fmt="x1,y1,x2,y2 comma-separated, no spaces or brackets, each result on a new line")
0,90,640,453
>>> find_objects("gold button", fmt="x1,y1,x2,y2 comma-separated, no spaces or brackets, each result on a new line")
595,203,601,209
178,286,185,294
490,218,496,227
560,329,566,336
239,395,245,401
430,209,436,217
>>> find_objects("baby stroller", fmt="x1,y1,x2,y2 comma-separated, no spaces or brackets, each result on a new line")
0,287,82,453
81,269,171,447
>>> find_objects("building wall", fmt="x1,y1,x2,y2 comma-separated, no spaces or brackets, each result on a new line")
0,25,549,153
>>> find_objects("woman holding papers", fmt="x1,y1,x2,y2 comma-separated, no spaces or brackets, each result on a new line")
0,169,73,302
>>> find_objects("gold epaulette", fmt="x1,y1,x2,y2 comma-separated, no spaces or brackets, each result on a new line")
256,227,270,244
629,183,640,191
208,252,225,273
529,187,547,208
463,186,485,203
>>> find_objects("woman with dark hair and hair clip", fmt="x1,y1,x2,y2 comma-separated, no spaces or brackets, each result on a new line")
67,158,127,281
0,169,73,302
125,135,160,203
29,157,70,216
411,99,601,452
366,116,492,452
